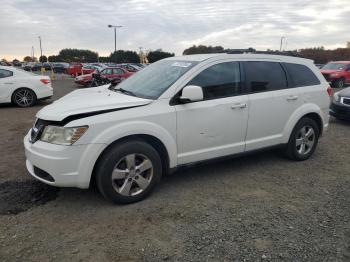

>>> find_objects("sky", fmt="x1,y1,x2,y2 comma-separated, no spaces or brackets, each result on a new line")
1,0,349,61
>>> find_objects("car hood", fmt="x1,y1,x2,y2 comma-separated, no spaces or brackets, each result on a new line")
320,69,342,74
76,73,93,80
37,85,152,121
339,87,350,97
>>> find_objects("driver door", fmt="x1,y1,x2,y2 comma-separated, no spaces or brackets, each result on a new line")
174,61,249,165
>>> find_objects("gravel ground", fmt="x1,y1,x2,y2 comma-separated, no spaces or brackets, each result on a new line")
0,78,349,261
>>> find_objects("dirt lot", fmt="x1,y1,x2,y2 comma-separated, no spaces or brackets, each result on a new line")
0,78,349,261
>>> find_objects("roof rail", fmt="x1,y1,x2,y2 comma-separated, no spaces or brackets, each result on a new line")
225,49,302,57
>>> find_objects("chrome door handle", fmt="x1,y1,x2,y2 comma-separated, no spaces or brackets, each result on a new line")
231,103,247,109
286,95,298,101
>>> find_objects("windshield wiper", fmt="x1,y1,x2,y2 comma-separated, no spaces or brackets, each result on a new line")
116,87,136,97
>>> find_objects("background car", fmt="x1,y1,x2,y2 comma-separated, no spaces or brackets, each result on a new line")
52,63,67,73
320,61,350,88
74,67,133,86
66,63,83,77
81,65,103,75
118,63,141,72
42,62,52,71
330,87,350,120
0,65,53,107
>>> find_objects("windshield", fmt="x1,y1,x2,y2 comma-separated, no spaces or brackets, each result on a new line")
322,63,347,70
112,60,198,99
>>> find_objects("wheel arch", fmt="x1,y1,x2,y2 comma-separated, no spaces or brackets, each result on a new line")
282,104,325,144
90,134,171,187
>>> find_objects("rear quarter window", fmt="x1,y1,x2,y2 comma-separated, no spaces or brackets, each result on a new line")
284,63,320,87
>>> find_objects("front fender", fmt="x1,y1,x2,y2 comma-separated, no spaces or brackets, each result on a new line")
90,121,178,167
282,103,324,144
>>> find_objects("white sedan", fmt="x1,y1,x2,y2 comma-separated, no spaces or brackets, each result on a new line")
0,66,53,107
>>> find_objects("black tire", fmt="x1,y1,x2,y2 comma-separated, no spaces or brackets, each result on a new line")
332,78,345,88
12,88,37,107
285,117,320,161
95,140,162,204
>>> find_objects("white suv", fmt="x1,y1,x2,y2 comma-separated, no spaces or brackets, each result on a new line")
24,54,331,203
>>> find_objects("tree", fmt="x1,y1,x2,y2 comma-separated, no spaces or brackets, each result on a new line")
58,48,98,62
39,55,48,63
48,55,62,62
23,56,33,62
147,50,174,63
183,45,224,55
110,50,140,63
98,56,110,63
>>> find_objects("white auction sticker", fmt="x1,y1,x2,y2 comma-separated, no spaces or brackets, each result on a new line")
171,62,192,68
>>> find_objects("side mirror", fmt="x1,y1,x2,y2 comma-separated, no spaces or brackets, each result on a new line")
179,85,203,103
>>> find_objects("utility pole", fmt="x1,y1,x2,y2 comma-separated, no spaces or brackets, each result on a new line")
31,46,34,61
108,25,123,53
38,36,43,61
280,36,285,52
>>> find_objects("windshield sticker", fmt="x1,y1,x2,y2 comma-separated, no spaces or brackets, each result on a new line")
171,62,192,68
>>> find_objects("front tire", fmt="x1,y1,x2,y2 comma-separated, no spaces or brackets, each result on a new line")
95,140,162,204
12,88,37,107
285,117,320,161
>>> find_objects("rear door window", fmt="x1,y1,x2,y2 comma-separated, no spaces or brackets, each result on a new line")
284,63,320,87
243,61,287,93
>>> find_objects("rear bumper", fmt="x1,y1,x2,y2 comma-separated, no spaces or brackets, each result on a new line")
330,103,350,120
36,86,53,100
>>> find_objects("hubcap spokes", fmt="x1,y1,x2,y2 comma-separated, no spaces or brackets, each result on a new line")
15,90,33,106
111,154,153,196
296,126,315,155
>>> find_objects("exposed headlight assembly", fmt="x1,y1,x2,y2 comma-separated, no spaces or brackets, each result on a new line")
333,91,340,103
40,126,88,145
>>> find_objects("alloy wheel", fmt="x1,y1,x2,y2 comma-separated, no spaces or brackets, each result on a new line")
15,89,34,107
111,154,153,196
296,125,315,155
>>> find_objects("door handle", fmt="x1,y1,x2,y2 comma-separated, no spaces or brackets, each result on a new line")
231,103,247,109
286,95,298,101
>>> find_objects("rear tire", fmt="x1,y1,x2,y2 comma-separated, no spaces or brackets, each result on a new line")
95,140,162,204
285,117,319,161
12,88,37,107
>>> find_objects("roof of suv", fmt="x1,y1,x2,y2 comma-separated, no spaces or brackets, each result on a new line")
165,53,313,64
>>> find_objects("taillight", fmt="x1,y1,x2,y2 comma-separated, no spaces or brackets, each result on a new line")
327,86,332,97
40,79,50,85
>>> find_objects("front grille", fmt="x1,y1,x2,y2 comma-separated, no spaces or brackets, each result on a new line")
343,97,350,106
33,166,55,182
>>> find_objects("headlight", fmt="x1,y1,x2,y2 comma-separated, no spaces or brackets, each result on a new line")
333,92,340,103
330,73,339,78
40,126,88,145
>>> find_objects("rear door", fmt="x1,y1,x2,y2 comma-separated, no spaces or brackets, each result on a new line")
243,61,302,151
175,61,249,164
0,69,15,102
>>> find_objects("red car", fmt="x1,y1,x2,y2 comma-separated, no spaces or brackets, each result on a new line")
321,61,350,88
67,63,83,77
74,67,133,86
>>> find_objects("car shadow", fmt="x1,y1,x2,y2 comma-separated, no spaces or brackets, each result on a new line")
54,148,289,207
